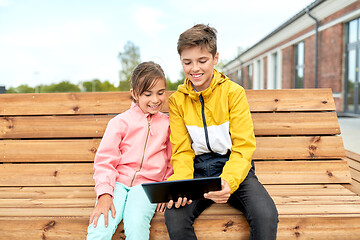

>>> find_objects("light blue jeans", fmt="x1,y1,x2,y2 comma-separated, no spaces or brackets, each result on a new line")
87,182,157,240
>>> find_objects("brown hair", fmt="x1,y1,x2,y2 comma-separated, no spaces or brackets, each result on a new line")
177,24,218,57
130,61,166,102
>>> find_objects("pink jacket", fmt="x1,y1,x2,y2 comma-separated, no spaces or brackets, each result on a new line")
93,103,173,198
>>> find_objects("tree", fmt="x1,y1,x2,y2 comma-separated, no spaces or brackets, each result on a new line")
7,84,35,93
82,79,118,92
118,41,141,91
39,81,80,93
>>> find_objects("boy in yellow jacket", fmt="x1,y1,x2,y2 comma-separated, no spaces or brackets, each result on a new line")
164,24,278,240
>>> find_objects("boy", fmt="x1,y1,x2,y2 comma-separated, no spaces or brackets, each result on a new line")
164,24,278,240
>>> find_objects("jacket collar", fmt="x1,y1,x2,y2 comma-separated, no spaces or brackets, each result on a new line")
177,69,229,100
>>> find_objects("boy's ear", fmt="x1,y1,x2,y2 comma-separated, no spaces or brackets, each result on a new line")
213,52,219,65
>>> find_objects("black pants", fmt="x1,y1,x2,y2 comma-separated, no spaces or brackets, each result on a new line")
164,152,278,240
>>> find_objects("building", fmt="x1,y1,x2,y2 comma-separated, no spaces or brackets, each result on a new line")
0,86,6,94
223,0,360,115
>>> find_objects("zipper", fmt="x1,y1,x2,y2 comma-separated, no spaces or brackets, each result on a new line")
130,117,151,186
199,94,213,152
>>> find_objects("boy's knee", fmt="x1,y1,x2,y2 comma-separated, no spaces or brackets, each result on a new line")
164,208,192,231
252,205,279,227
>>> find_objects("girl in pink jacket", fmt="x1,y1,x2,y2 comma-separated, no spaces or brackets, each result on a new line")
87,61,173,240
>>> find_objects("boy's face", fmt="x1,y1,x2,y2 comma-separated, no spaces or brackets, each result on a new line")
180,46,219,92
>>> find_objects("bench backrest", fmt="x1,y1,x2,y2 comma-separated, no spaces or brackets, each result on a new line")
0,88,350,187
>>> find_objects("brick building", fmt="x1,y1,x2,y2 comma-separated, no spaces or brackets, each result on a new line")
223,0,360,115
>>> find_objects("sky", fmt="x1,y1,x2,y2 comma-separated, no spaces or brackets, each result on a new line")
0,0,315,89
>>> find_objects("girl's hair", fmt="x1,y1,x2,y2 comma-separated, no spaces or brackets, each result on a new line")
130,61,166,102
177,24,217,57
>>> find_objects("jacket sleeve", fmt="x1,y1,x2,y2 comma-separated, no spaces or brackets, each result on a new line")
220,87,256,193
163,126,174,181
166,95,195,181
93,117,125,199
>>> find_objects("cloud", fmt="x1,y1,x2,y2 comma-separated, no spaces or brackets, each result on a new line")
0,0,10,7
132,6,166,35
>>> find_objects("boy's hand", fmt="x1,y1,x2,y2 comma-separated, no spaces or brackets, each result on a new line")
167,197,192,209
89,193,115,228
204,179,231,203
156,203,167,212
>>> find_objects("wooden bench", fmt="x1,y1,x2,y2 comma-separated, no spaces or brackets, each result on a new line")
1,88,360,239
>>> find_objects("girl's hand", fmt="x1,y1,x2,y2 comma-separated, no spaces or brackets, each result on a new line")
156,203,167,212
89,194,115,228
204,179,231,203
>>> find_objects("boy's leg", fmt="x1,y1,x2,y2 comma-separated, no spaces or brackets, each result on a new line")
228,172,278,240
122,184,157,240
87,182,128,240
164,199,213,240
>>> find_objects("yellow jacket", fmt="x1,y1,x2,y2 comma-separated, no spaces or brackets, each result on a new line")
167,69,256,193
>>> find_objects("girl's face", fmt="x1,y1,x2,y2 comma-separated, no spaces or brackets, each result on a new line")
131,78,166,115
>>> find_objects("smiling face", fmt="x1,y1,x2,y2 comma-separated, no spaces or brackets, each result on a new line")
180,46,219,92
131,78,166,115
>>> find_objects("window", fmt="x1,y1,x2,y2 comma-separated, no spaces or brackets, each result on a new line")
257,60,261,89
237,69,243,86
345,18,360,114
272,52,278,89
248,64,253,89
294,41,305,88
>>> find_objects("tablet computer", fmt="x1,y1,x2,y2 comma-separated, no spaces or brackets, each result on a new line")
142,177,221,203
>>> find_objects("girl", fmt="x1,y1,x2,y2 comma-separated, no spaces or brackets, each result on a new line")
87,61,173,240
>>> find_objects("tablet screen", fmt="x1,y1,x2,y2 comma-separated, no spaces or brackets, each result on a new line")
142,177,221,203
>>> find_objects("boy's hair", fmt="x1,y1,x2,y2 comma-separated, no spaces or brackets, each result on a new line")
131,61,166,102
177,24,217,57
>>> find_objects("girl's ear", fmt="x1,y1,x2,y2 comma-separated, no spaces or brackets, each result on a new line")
130,89,138,102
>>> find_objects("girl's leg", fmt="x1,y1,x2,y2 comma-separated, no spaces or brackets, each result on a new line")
123,184,157,240
87,182,128,240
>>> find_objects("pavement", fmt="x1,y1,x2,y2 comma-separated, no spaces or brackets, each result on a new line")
338,116,360,155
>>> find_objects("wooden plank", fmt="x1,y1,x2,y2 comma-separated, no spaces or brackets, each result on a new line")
0,136,345,163
0,184,356,201
0,186,95,199
2,201,360,217
0,91,172,116
264,184,358,196
1,215,360,240
0,112,340,139
0,92,129,116
254,136,345,160
246,88,336,112
0,89,335,117
252,112,341,135
0,139,100,162
0,161,351,187
256,160,352,184
2,195,359,209
0,163,94,186
345,150,360,163
0,115,112,139
350,167,360,184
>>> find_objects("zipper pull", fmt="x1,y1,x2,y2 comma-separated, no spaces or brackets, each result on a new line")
148,119,154,136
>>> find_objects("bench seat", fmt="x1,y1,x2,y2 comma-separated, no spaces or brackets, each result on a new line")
1,89,360,239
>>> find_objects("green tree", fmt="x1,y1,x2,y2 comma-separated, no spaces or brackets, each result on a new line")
39,81,80,93
118,41,141,91
166,70,185,91
82,79,118,92
215,59,229,74
6,84,35,93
